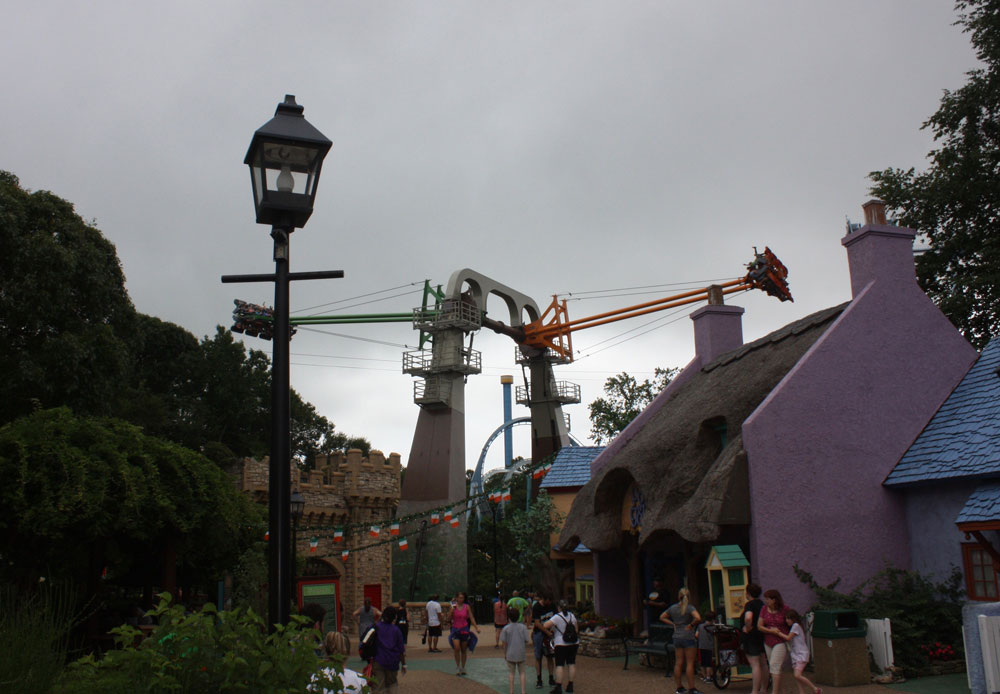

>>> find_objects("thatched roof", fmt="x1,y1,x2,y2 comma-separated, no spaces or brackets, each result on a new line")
558,304,846,552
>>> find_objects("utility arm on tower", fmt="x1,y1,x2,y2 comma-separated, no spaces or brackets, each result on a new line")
483,247,792,361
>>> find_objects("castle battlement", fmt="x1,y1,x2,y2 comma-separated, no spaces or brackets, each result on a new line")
238,449,401,634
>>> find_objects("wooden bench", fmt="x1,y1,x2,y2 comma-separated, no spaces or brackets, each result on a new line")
622,624,674,675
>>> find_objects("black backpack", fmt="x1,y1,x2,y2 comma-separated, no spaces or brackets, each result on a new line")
359,624,378,660
558,614,578,644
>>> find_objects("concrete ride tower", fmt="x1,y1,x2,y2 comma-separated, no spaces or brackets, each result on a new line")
393,269,574,600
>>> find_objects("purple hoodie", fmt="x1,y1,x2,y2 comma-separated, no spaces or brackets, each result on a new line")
374,621,405,670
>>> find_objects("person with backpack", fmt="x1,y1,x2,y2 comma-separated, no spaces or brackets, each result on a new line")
360,606,406,693
543,599,579,694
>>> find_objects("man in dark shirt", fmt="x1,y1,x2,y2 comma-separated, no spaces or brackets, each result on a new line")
532,595,555,689
643,578,668,630
372,606,406,693
740,583,766,694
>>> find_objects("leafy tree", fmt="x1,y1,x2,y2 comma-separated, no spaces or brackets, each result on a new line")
588,367,678,444
468,488,565,598
0,407,262,590
869,1,1000,349
0,171,136,423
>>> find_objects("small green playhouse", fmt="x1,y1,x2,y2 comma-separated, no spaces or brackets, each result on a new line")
704,544,750,624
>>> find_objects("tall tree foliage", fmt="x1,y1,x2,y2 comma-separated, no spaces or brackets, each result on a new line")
869,1,1000,349
0,172,136,422
0,171,365,463
588,367,677,444
0,407,262,587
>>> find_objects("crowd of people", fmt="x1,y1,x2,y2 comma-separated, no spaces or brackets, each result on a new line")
655,582,821,694
307,581,823,694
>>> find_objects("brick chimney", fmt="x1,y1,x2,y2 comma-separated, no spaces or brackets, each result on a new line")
690,285,744,365
841,200,917,297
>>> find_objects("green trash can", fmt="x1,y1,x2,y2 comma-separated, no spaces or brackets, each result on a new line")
811,610,869,686
812,610,867,639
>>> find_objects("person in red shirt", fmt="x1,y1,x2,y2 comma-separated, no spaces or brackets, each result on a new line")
494,594,509,647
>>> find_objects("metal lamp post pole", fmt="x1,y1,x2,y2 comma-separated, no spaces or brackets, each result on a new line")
270,224,292,627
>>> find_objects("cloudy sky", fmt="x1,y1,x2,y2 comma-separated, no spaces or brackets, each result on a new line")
3,1,979,476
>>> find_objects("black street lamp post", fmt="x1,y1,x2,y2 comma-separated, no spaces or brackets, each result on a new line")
222,95,341,629
290,490,305,609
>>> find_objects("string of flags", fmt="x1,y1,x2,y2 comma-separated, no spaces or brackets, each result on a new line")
258,449,563,559
290,450,559,537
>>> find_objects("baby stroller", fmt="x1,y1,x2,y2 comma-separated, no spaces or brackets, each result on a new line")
704,624,745,689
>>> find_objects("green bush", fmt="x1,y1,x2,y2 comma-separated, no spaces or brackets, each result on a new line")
55,595,359,694
0,583,79,694
794,564,964,677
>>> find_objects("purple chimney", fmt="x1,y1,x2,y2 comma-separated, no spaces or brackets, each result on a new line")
842,200,918,297
690,286,744,365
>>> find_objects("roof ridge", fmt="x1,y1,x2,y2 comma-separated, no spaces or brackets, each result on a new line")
702,303,847,373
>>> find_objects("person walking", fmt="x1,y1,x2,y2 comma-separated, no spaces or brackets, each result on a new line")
425,594,443,653
696,610,717,684
757,589,791,694
783,609,821,694
661,587,702,694
543,599,579,694
448,591,480,676
394,599,409,644
500,606,532,694
353,596,381,641
531,595,556,689
494,593,509,647
740,583,767,694
370,606,406,693
508,590,531,625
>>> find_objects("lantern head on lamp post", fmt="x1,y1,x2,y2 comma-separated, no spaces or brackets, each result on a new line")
244,95,332,230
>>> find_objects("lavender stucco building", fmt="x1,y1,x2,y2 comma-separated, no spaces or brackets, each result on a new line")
557,202,977,620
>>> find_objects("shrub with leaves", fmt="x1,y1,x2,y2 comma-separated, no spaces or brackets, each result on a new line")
794,564,964,677
56,594,357,694
0,583,80,694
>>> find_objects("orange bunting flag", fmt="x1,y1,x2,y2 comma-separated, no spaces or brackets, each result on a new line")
341,550,349,561
334,529,344,543
309,537,319,553
264,530,270,541
369,525,380,538
390,522,400,536
503,488,511,502
444,509,453,522
398,538,409,550
450,517,460,528
431,513,440,525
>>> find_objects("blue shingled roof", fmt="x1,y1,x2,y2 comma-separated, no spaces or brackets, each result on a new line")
540,446,604,489
886,337,1000,487
956,482,1000,524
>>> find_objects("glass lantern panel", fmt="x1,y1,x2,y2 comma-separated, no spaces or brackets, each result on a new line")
252,165,264,204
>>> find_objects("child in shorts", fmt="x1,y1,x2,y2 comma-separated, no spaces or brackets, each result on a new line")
783,609,821,694
697,610,717,683
500,607,532,694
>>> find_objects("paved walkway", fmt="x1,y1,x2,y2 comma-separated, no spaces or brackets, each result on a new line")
340,641,966,694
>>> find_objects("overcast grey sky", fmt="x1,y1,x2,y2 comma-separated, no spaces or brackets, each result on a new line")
2,1,979,475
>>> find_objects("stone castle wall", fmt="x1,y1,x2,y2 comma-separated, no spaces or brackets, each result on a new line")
240,449,400,634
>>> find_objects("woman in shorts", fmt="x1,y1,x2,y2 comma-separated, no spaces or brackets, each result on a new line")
448,591,480,676
661,587,702,694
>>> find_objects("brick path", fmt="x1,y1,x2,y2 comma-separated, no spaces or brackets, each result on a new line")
339,641,935,694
